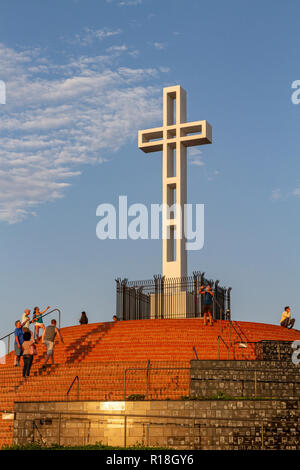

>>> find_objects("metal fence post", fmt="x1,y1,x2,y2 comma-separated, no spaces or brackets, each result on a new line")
58,413,61,446
124,415,127,448
146,360,151,400
123,369,127,400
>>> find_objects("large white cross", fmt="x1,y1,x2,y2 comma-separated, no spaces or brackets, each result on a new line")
138,85,212,279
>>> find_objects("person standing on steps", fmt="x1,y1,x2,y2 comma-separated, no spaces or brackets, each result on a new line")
42,319,64,368
14,320,24,366
199,284,214,326
280,306,295,329
21,331,35,378
33,306,50,340
21,309,31,330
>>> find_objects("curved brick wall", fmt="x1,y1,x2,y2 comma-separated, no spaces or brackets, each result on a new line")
0,319,299,446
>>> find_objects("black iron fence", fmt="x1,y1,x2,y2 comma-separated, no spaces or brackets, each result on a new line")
116,272,231,321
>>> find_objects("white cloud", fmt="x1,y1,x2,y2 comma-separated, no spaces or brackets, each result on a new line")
190,158,205,167
64,27,122,46
152,42,166,50
292,188,300,197
0,43,163,223
271,189,282,201
106,44,128,53
189,148,205,166
159,66,170,73
106,0,142,5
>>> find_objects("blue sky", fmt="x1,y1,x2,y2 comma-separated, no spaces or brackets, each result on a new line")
0,0,300,334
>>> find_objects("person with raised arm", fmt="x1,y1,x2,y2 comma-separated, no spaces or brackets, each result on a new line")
280,306,295,329
199,284,214,326
33,306,50,340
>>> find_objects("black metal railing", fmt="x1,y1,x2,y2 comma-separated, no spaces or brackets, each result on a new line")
123,364,190,400
66,376,79,401
116,272,231,321
192,346,199,360
217,335,230,360
0,308,61,356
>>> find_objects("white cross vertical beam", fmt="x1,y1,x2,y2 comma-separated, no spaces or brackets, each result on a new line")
138,85,212,279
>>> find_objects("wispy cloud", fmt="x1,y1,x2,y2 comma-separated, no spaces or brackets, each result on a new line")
292,188,300,197
190,157,205,167
271,187,300,201
106,44,128,53
189,148,204,166
106,0,142,6
64,27,122,46
152,42,166,50
0,42,163,223
271,189,282,201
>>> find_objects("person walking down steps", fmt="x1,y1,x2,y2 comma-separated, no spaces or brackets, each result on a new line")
42,319,64,368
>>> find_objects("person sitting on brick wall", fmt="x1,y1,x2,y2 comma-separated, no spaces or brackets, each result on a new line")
280,306,295,329
79,311,88,325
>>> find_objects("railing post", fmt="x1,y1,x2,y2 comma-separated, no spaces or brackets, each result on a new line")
227,287,232,320
146,360,151,400
193,272,198,318
124,415,127,448
200,273,205,317
214,281,219,320
58,413,61,446
123,369,127,401
161,276,165,319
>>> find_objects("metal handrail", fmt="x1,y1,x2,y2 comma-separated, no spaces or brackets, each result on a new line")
0,308,61,355
192,346,199,360
231,321,257,356
214,297,225,332
123,366,190,400
228,319,244,346
233,341,260,360
66,375,79,401
217,335,229,360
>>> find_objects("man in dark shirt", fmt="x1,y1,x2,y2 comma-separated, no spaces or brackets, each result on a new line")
199,284,214,326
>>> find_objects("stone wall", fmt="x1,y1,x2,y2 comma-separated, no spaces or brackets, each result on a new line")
13,399,299,450
259,341,295,361
190,360,300,399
